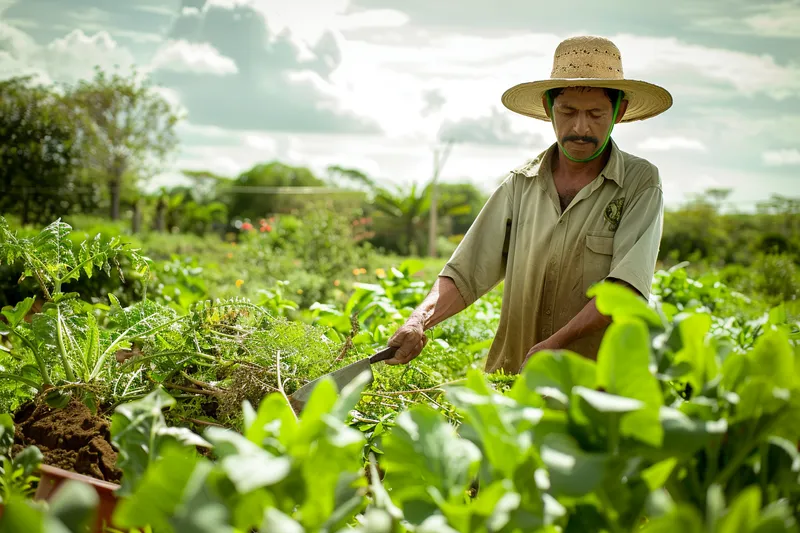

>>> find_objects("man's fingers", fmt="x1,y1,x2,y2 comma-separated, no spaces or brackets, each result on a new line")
384,337,426,365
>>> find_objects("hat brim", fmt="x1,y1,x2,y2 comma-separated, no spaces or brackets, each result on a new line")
501,78,673,122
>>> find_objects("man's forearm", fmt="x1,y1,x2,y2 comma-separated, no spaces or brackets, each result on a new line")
408,275,467,330
549,297,611,353
549,279,638,354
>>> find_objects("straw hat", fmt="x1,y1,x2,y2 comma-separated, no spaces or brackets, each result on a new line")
501,36,672,123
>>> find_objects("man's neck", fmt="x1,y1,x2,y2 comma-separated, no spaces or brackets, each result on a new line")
551,143,612,182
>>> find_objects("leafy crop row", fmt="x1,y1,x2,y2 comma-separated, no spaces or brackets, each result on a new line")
1,216,799,532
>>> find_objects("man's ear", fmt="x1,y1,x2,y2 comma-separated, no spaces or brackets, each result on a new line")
615,99,629,123
541,94,552,119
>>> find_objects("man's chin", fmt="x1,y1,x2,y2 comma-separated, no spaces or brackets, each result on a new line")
562,143,596,159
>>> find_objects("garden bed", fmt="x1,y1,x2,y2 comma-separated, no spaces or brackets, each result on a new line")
13,399,120,483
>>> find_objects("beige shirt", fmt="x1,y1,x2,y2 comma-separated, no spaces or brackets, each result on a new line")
440,139,664,374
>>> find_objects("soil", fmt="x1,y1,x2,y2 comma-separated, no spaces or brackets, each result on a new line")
13,399,122,483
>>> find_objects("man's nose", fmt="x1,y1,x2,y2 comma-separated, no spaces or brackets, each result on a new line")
575,112,591,135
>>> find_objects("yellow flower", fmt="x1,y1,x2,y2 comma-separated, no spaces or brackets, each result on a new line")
227,252,233,259
235,279,244,288
333,280,340,286
297,289,303,294
352,268,361,276
375,268,386,278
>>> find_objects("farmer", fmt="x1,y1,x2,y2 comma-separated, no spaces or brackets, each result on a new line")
385,35,672,373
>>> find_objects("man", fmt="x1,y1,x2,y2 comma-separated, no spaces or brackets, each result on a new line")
385,35,672,373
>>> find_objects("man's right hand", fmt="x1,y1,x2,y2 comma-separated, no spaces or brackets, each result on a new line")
384,317,428,365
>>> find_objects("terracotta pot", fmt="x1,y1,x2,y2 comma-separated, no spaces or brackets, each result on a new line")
35,464,120,532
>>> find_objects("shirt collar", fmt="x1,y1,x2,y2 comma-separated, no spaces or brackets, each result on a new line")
511,138,626,188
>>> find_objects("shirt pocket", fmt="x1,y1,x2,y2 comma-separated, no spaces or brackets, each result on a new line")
583,234,614,295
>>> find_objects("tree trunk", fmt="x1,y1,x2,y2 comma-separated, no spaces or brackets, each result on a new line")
132,199,142,233
155,197,166,232
109,175,122,220
406,219,415,256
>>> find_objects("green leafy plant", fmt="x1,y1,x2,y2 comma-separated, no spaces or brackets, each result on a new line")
0,414,41,504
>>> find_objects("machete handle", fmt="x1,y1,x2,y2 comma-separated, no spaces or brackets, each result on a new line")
369,346,398,364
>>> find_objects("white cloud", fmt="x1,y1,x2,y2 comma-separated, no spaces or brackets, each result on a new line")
612,34,800,100
763,149,800,166
335,9,410,30
692,1,800,38
151,40,238,76
636,137,707,152
0,25,137,84
438,107,546,147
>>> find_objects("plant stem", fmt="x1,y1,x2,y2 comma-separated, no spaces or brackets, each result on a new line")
56,308,76,382
0,372,42,391
704,437,721,491
759,441,769,501
11,327,51,386
276,350,297,422
597,489,623,533
90,315,189,381
179,371,222,392
608,413,620,455
163,382,222,397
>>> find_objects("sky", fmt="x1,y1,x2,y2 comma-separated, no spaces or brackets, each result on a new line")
1,0,799,210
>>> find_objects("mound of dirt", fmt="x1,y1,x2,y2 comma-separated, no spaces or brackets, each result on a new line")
13,399,122,483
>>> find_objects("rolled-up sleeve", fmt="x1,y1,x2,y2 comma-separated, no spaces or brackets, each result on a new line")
607,184,664,301
439,178,513,306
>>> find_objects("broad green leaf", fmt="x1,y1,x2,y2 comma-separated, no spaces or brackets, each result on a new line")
245,393,297,449
444,370,540,480
589,281,663,328
11,445,43,480
116,445,232,533
753,500,800,533
639,505,703,532
509,350,596,404
381,405,481,514
573,386,644,413
745,328,796,390
540,433,608,497
672,313,718,392
597,320,663,447
260,509,303,533
652,407,727,461
1,298,34,329
111,387,210,495
735,378,789,423
46,480,99,533
434,479,521,533
204,427,291,493
0,496,45,533
641,458,678,491
716,486,760,533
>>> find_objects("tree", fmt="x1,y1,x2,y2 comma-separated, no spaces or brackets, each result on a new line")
226,161,328,219
0,76,87,225
65,67,182,220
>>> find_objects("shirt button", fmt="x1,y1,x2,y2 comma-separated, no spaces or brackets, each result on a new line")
545,309,551,315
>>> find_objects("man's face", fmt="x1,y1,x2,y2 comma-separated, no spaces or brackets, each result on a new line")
546,87,624,160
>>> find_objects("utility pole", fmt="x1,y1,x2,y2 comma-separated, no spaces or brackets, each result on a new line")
427,140,454,257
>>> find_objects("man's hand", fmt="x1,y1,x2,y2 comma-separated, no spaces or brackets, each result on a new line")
384,317,429,365
521,336,563,369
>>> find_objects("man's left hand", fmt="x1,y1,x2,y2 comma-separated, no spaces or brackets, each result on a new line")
522,336,563,369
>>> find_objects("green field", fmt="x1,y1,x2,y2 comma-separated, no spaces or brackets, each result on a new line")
1,213,799,533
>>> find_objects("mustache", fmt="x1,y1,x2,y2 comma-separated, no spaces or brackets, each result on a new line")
562,135,599,145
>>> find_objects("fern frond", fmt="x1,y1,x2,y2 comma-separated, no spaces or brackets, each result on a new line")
0,216,152,300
